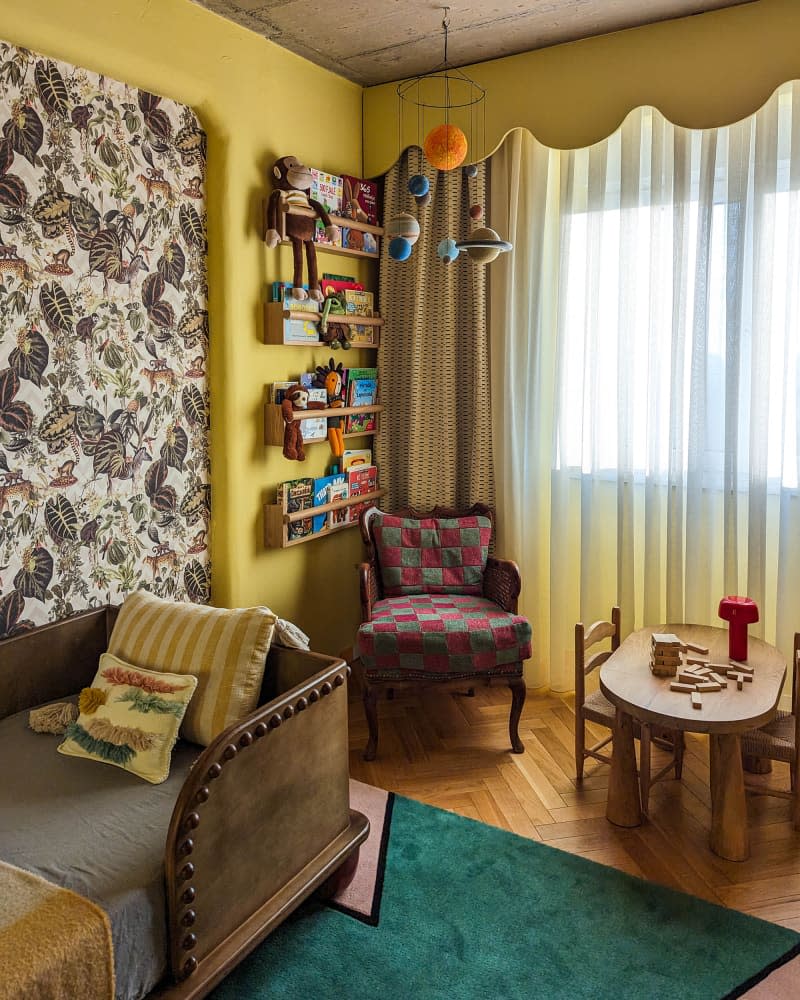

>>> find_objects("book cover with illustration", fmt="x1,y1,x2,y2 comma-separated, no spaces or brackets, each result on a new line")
327,481,350,529
312,473,346,532
344,290,374,316
344,367,378,433
277,477,314,539
311,169,343,215
340,228,379,255
302,386,327,442
347,464,378,521
343,448,373,472
342,175,379,226
283,317,320,344
319,277,364,298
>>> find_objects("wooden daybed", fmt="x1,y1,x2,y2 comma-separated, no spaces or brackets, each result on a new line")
0,605,368,999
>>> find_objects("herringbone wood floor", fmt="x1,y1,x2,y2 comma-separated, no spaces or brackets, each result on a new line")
347,681,800,931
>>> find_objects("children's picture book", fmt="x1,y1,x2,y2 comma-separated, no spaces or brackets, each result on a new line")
343,448,372,472
344,289,374,316
340,228,379,256
345,368,378,433
283,317,320,344
319,277,364,298
311,473,346,532
342,175,379,226
327,480,350,529
271,380,296,403
347,464,378,521
277,477,314,539
314,218,342,246
302,387,327,442
310,169,343,215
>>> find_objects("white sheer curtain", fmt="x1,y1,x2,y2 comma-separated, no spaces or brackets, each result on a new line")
490,83,800,692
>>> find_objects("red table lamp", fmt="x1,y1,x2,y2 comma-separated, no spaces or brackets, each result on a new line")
718,596,759,661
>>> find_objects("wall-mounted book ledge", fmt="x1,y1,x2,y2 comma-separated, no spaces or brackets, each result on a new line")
264,488,386,548
264,403,384,446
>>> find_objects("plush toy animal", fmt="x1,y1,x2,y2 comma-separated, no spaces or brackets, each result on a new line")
265,156,340,302
281,383,310,461
313,358,346,457
319,293,351,350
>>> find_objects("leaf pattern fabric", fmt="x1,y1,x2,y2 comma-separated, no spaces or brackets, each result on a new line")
0,41,210,639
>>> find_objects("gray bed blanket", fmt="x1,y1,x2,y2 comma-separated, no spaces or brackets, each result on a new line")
0,699,199,999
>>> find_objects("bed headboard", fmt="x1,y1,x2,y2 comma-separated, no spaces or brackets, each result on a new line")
0,41,210,642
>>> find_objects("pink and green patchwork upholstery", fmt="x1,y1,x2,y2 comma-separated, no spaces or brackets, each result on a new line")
372,513,492,597
356,595,532,681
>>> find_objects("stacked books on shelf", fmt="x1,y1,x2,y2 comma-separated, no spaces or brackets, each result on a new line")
278,454,378,538
344,449,378,522
271,363,380,442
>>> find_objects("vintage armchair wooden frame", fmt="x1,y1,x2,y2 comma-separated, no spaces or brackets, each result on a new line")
355,503,532,761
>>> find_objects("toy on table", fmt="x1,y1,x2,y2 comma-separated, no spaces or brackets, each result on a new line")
281,383,310,461
718,596,759,662
265,156,340,302
313,358,346,457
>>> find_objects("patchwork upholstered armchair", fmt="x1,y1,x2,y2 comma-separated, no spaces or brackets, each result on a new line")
354,504,532,761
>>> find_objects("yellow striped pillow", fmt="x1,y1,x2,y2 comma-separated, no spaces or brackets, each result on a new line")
108,591,276,746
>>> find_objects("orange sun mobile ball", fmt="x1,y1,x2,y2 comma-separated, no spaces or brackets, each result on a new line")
423,123,468,171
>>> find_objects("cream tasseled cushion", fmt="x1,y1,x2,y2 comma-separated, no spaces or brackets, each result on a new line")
108,591,276,746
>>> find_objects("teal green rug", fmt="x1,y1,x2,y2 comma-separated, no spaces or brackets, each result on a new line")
210,793,800,1000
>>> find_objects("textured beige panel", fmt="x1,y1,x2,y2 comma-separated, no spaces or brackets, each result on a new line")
191,0,753,85
376,148,494,513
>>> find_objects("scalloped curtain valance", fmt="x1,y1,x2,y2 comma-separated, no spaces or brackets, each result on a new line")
489,80,800,690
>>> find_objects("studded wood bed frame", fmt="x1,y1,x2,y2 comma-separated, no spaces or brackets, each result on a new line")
0,607,368,999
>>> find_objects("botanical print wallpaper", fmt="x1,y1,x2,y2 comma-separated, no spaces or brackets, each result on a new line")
0,41,210,640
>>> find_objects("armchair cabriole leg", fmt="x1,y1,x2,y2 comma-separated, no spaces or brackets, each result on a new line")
508,675,526,754
363,682,379,761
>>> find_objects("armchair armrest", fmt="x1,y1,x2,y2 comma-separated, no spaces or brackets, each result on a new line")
483,556,522,613
359,561,379,622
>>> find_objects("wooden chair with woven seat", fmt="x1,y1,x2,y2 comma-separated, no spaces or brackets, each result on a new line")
354,503,532,762
575,607,684,814
740,632,800,830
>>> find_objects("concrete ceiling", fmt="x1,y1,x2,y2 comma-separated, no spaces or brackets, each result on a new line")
192,0,753,87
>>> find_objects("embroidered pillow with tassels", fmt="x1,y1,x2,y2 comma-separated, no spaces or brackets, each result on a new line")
57,652,197,784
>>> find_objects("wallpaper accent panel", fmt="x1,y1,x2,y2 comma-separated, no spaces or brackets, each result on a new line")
377,147,494,512
0,41,210,639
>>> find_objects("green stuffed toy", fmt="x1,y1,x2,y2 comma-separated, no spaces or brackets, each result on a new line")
319,292,351,350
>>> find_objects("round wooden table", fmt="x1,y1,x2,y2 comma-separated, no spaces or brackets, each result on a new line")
600,624,786,861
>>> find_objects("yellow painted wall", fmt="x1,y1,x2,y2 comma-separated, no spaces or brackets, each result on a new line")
364,0,800,175
0,0,369,655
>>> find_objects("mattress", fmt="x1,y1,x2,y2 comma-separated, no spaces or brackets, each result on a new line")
0,699,199,999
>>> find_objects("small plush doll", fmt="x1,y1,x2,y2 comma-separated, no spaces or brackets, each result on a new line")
265,156,340,302
281,384,310,461
313,358,346,457
319,293,351,350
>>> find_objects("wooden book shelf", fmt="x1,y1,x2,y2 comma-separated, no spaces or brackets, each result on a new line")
264,402,384,446
262,301,382,346
264,488,386,548
263,201,384,260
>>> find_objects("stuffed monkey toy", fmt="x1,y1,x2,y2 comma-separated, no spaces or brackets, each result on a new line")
281,384,310,461
313,358,345,457
265,156,340,302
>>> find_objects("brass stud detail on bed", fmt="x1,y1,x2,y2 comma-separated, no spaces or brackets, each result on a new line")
182,956,198,978
268,713,282,729
222,744,238,760
308,689,320,703
321,682,333,696
179,863,194,882
333,674,345,688
181,909,197,927
195,787,210,803
295,696,309,712
206,763,223,781
283,706,294,720
254,722,268,738
239,731,253,747
182,933,197,951
178,838,194,857
181,887,196,904
184,812,201,831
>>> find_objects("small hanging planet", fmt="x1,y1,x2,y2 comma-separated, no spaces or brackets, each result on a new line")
386,212,421,246
415,191,432,208
389,236,413,261
464,163,478,179
436,237,459,263
469,204,483,220
455,226,512,264
424,124,468,171
408,174,430,198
